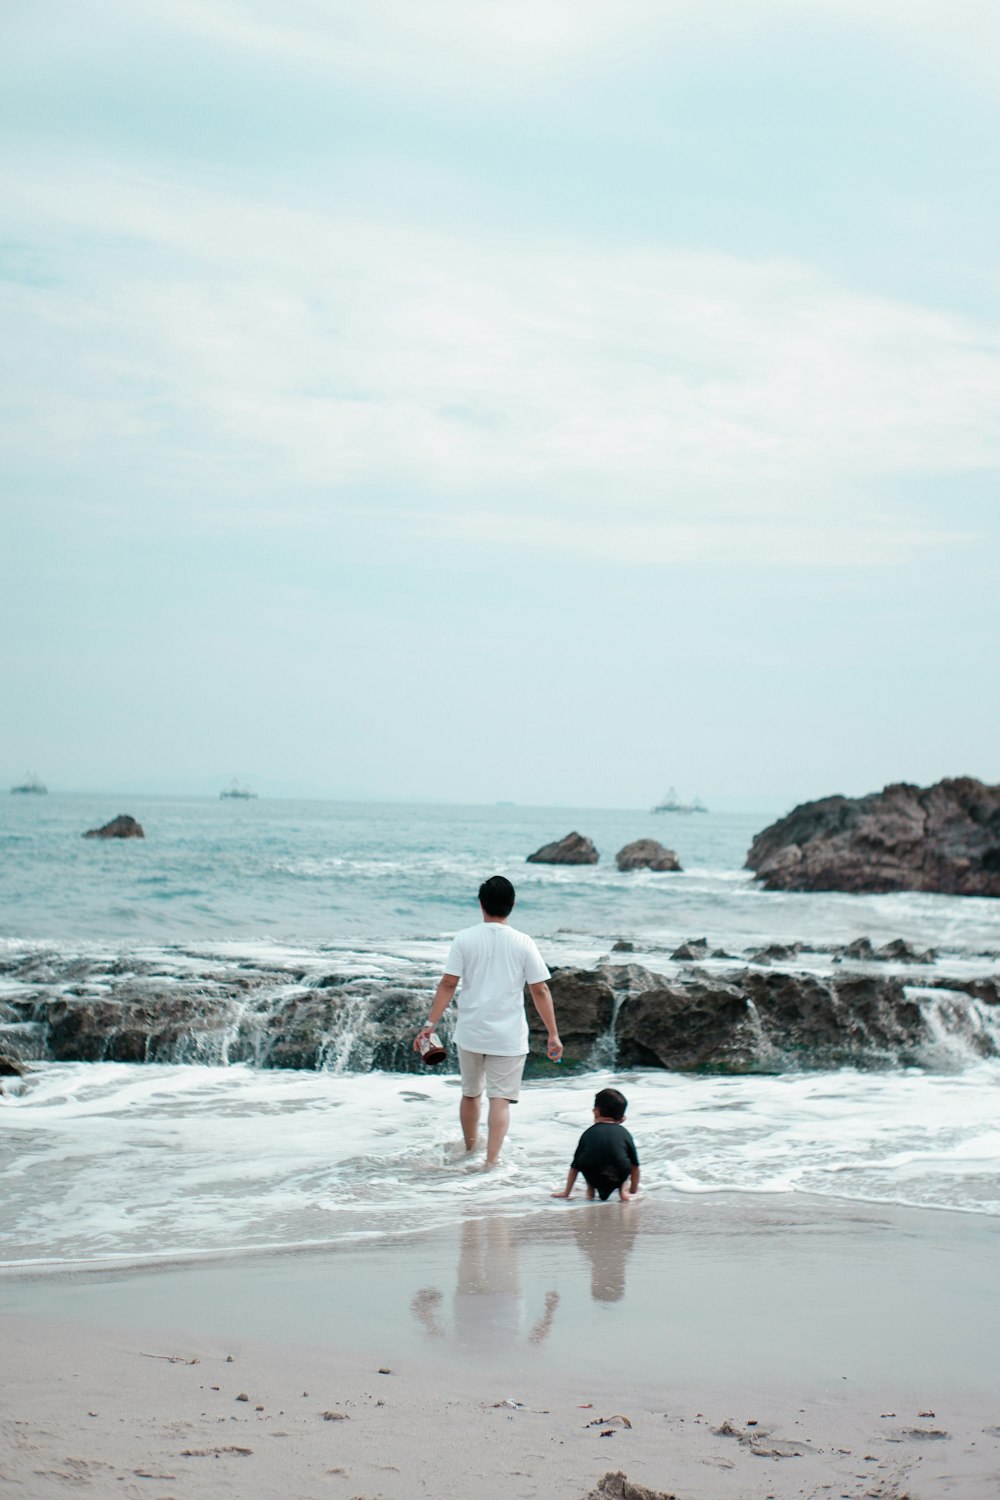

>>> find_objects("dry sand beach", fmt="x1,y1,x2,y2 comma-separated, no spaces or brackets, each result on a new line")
3,1195,999,1500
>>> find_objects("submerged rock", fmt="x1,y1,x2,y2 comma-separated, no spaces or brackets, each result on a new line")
670,938,709,961
615,839,680,872
526,831,599,865
746,777,1000,895
837,937,877,961
83,814,145,839
835,935,937,964
749,942,802,965
876,938,935,963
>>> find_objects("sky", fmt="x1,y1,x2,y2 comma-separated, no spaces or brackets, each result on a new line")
2,0,998,810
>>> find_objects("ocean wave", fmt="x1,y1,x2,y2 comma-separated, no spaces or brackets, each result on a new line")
3,1062,999,1269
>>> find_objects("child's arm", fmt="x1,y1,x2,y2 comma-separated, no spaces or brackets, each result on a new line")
621,1165,641,1200
551,1168,579,1199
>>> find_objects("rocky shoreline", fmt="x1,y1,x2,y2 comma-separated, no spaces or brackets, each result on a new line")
2,941,998,1079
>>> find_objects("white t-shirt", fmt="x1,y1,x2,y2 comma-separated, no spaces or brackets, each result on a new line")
444,922,550,1055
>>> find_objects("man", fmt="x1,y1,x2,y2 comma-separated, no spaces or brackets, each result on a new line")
414,875,563,1166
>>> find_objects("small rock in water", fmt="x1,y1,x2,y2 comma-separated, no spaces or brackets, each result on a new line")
615,840,680,873
837,937,877,961
876,938,935,963
670,939,709,961
749,942,801,964
82,814,145,839
526,831,599,865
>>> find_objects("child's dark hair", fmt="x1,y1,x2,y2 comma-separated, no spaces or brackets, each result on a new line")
479,875,515,917
594,1087,627,1120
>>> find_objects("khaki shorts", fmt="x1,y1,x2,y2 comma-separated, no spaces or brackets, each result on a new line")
458,1047,527,1102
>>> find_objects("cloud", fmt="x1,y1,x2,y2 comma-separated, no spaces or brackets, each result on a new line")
2,156,998,565
127,0,1000,94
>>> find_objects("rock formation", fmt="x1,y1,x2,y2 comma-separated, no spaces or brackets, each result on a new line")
746,778,1000,895
83,814,145,839
615,840,680,872
670,938,709,961
835,937,935,963
3,946,998,1076
526,831,599,865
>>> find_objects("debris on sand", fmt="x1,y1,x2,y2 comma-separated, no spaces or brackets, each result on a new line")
584,1472,680,1500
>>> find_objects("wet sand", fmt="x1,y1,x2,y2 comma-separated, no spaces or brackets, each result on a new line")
3,1194,1000,1498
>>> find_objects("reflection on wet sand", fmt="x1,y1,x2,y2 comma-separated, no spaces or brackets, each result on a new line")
571,1201,640,1302
411,1216,559,1354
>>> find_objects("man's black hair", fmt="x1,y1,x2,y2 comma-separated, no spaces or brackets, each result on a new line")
479,875,515,918
594,1087,627,1120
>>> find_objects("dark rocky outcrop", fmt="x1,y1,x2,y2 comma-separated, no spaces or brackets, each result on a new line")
528,966,615,1063
0,1055,25,1076
615,840,680,872
526,831,599,865
529,962,661,1064
83,814,145,839
3,947,998,1076
616,967,938,1070
746,777,1000,895
616,973,754,1070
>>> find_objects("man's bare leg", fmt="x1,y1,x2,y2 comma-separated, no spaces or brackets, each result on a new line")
460,1094,481,1152
485,1097,510,1166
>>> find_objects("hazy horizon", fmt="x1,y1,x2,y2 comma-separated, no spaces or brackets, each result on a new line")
3,3,998,808
4,780,787,816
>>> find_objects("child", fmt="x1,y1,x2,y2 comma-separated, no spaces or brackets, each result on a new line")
551,1087,640,1202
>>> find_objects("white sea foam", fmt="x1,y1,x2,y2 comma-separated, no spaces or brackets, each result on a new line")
3,1060,999,1269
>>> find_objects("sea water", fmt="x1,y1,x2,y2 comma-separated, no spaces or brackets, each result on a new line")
1,794,999,1268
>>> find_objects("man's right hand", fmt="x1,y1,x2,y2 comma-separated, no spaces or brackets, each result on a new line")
546,1033,563,1062
413,1024,434,1053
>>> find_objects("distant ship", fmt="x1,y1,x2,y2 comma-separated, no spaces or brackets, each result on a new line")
220,777,258,800
651,786,708,814
11,772,47,795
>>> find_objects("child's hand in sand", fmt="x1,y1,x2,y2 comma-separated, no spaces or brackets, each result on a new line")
550,1187,571,1198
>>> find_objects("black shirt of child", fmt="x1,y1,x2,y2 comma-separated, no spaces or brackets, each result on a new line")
571,1122,639,1201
